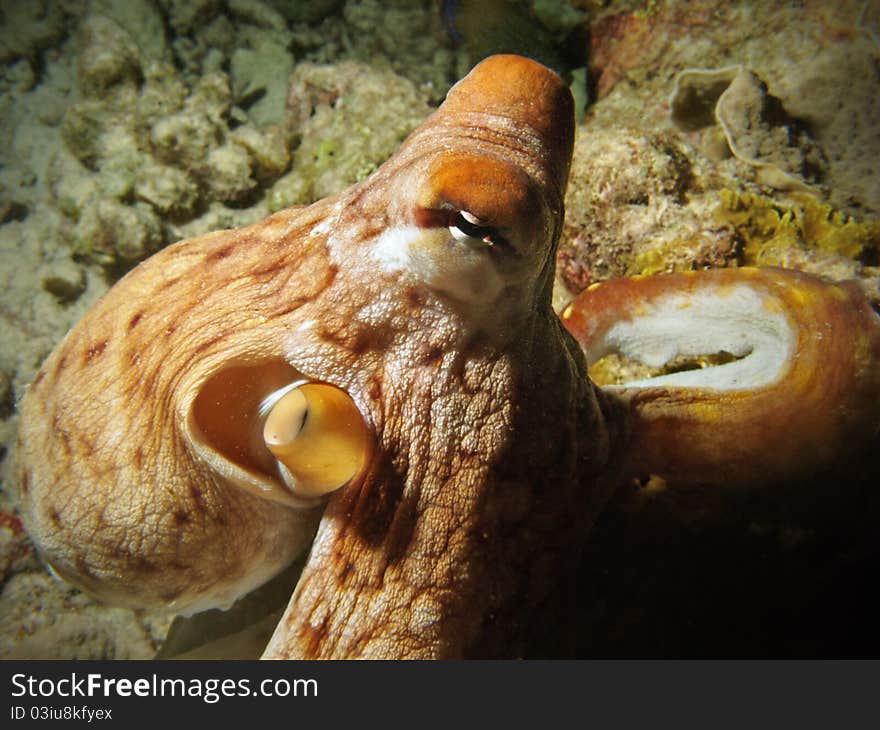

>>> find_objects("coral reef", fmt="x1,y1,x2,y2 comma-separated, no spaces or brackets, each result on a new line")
271,61,433,208
0,571,167,660
714,190,880,277
583,0,880,214
558,0,880,305
0,1,70,66
556,125,739,305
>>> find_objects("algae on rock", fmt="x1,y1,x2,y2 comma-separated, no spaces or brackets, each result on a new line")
270,61,433,208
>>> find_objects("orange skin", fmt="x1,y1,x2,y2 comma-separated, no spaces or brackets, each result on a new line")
15,56,880,658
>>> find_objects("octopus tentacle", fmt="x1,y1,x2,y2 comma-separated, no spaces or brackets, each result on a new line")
562,267,880,489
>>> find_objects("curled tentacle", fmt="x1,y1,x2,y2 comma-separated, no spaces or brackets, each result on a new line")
561,267,880,488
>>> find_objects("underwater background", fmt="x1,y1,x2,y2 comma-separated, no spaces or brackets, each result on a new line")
1,0,878,658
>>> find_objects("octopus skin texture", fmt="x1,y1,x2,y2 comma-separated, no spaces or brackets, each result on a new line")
14,55,880,659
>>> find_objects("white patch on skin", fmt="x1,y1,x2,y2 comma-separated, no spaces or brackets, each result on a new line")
309,203,342,239
312,202,347,270
372,225,418,272
595,284,795,391
371,225,504,304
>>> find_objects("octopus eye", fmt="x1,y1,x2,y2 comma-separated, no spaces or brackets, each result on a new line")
260,382,371,499
449,210,509,250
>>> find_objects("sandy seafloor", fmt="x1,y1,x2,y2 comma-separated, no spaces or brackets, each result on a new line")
1,0,879,658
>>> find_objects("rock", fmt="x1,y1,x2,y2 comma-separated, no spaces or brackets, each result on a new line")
281,61,432,204
0,571,165,660
0,510,35,582
189,71,234,120
202,14,236,56
158,0,222,36
231,124,290,182
46,150,99,218
715,69,826,191
230,41,295,126
90,0,170,62
150,111,221,170
558,126,731,294
40,257,87,304
137,61,189,122
228,0,287,31
670,66,742,132
134,162,201,219
115,203,163,261
77,15,143,98
168,200,270,244
204,142,257,204
60,100,109,169
0,59,37,94
779,42,880,216
0,0,67,64
267,170,310,212
0,198,28,224
73,198,163,265
670,66,827,193
93,127,145,199
588,2,880,216
268,0,344,24
0,368,11,419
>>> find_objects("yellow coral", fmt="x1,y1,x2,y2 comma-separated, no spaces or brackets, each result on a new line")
631,239,701,276
715,190,879,265
631,245,670,275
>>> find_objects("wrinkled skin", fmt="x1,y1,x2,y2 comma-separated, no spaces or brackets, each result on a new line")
16,56,626,658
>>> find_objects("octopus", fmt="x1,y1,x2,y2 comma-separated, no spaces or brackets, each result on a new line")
14,55,880,659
